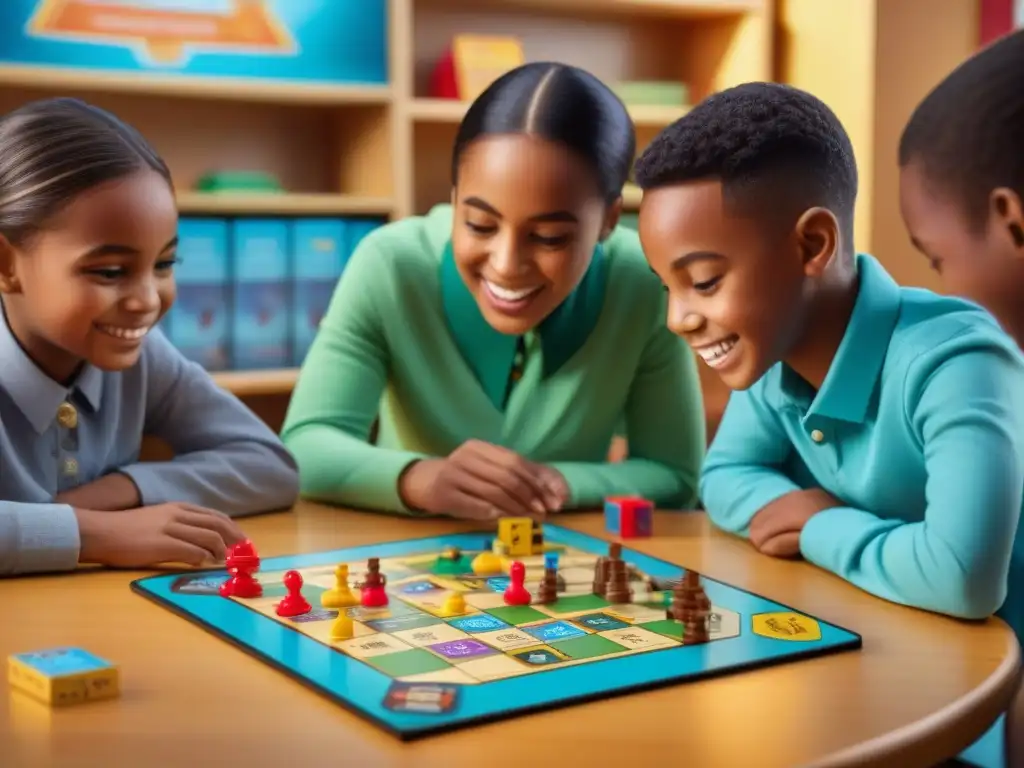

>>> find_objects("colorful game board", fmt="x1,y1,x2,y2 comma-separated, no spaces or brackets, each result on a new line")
131,525,862,739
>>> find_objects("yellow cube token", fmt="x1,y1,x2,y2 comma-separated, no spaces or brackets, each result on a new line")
8,647,119,707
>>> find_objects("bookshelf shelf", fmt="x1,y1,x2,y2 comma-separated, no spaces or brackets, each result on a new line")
0,64,392,106
415,0,762,20
176,193,394,217
409,98,688,127
211,369,300,398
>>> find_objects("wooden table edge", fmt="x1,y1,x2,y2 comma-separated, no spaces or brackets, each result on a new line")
812,635,1022,767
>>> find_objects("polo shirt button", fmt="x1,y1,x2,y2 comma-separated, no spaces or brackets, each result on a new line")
810,429,824,443
62,458,79,476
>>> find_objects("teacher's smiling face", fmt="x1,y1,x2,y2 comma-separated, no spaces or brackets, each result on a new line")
451,134,619,336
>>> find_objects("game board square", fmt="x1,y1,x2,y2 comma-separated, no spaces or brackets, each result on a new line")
486,576,510,593
336,633,412,659
471,628,537,651
548,634,629,660
600,626,676,651
486,606,548,625
400,667,478,685
368,648,452,677
170,574,227,595
427,639,495,661
392,623,469,648
463,591,507,610
522,621,586,643
288,608,335,624
447,614,509,633
571,612,630,631
640,619,683,640
546,594,610,615
458,653,533,681
399,579,442,595
510,645,567,667
364,613,443,633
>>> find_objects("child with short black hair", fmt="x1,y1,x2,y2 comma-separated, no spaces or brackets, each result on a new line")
635,79,1024,630
899,29,1024,347
897,31,1024,768
0,97,299,576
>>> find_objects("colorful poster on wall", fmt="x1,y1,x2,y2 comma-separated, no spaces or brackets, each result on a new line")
0,0,387,84
979,0,1024,45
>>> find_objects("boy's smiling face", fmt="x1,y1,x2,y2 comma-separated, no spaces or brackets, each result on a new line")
638,179,816,390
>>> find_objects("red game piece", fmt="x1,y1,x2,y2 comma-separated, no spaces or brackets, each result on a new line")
220,539,263,598
276,570,311,617
503,561,531,605
360,557,389,608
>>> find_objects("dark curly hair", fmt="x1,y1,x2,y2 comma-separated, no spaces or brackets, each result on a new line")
899,29,1024,234
634,82,858,251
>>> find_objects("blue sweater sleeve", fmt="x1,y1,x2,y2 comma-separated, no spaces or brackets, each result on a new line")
699,384,802,535
800,345,1024,620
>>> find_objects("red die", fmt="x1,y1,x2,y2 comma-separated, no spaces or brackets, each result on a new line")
604,496,654,538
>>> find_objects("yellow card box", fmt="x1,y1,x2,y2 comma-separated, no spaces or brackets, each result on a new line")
452,35,525,101
8,647,119,707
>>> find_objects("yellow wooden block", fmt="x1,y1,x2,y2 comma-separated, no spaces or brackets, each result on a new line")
497,518,533,557
7,647,119,707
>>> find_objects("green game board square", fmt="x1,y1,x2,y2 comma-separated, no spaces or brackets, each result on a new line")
260,581,290,598
547,594,610,613
486,606,549,625
367,648,452,678
549,634,629,660
641,619,683,640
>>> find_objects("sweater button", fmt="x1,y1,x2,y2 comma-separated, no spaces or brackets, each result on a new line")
810,429,824,443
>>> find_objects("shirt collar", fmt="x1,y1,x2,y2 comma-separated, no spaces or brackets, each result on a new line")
0,301,104,433
782,252,901,424
440,240,607,410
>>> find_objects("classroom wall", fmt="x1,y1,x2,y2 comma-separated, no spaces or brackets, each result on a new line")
777,0,980,292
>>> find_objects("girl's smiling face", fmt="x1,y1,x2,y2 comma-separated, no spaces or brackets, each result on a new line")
451,134,618,336
0,168,179,383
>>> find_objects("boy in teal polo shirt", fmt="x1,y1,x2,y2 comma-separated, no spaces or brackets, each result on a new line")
633,82,1024,627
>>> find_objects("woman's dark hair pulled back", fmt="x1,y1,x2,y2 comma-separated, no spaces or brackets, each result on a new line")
0,97,172,247
452,62,636,204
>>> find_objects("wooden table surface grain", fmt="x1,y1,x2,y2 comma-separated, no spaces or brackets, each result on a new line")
0,503,1018,768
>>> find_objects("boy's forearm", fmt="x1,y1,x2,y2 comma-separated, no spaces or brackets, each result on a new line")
55,472,141,511
700,464,802,535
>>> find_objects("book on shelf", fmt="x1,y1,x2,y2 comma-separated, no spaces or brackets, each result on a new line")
164,213,384,374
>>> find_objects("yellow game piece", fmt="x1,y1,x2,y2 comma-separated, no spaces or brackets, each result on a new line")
498,518,532,556
321,564,358,609
330,609,354,641
8,647,119,707
440,591,467,617
471,550,502,575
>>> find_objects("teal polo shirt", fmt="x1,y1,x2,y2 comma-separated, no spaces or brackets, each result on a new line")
701,253,1024,627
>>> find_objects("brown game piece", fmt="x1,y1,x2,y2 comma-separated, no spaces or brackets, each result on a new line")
670,570,711,644
537,566,558,604
592,557,608,596
608,542,622,561
604,559,632,604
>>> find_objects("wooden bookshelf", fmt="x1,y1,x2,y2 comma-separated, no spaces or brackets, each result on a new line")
776,0,981,293
0,0,772,430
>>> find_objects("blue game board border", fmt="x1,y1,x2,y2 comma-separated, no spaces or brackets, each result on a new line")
130,525,862,739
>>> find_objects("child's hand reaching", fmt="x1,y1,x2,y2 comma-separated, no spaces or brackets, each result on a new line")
398,440,568,521
73,503,246,568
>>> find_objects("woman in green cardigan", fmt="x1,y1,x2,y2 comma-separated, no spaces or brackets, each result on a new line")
281,62,706,521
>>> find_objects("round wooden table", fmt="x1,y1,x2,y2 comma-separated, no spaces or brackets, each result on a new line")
0,503,1018,767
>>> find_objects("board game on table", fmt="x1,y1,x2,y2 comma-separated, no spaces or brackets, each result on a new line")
131,520,862,739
